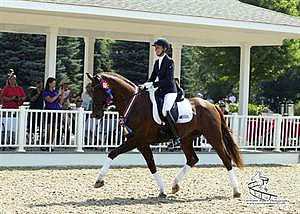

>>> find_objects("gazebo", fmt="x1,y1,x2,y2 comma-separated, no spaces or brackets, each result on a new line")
1,0,300,115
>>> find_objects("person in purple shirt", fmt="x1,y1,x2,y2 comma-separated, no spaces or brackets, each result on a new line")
43,77,64,147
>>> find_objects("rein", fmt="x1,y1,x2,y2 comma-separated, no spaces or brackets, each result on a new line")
119,86,140,136
95,77,140,136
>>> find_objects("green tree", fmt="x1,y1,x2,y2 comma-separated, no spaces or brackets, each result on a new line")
56,36,82,98
260,66,300,101
0,33,45,92
110,40,149,84
94,39,113,73
241,0,300,103
181,46,240,100
181,0,300,103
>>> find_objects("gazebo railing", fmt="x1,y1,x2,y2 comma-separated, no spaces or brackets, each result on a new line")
0,107,299,152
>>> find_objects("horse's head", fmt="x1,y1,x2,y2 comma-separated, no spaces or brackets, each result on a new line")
86,73,109,119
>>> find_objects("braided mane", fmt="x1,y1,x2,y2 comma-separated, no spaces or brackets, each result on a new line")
98,72,136,89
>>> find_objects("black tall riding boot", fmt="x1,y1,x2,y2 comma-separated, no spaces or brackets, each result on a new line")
165,111,181,149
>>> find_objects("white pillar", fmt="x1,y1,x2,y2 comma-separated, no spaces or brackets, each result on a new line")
239,44,251,115
172,43,182,81
83,37,95,92
45,27,58,84
148,41,156,78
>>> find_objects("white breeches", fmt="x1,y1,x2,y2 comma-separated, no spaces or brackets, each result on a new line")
162,93,177,117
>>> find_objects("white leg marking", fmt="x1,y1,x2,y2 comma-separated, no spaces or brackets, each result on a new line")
174,164,191,184
153,172,165,193
96,157,113,181
228,169,238,189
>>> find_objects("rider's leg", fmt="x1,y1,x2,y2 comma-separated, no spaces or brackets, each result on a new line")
162,93,181,148
162,93,177,117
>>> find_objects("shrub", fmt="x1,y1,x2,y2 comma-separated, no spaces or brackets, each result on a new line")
227,103,269,115
228,103,238,113
295,101,300,116
248,103,260,115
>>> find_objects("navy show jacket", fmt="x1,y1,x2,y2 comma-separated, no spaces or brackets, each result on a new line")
148,55,177,96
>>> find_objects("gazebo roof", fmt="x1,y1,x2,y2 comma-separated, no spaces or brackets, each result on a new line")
1,0,299,46
23,0,300,27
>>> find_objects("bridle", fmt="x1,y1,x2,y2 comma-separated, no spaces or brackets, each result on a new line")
92,76,141,136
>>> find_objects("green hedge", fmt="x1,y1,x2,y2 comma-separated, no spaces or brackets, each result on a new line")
295,101,300,116
228,103,269,115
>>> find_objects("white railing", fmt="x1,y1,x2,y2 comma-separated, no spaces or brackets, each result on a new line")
83,111,124,152
0,107,299,152
0,108,19,149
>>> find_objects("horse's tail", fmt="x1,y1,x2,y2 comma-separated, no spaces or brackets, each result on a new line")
215,105,244,169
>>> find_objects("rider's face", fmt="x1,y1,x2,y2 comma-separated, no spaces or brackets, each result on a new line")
154,45,165,56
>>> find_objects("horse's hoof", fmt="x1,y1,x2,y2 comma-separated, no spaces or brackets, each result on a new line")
172,184,180,194
94,180,104,188
233,191,241,198
158,192,167,198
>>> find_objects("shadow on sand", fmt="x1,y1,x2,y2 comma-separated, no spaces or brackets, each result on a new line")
28,195,230,208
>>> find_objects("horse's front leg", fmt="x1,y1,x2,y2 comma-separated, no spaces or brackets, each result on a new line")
139,145,166,198
94,139,137,188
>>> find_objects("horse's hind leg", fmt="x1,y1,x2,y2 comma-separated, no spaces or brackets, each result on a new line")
204,128,241,198
172,135,199,194
94,140,137,188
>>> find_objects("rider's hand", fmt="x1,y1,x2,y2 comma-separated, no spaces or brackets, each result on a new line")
139,82,153,90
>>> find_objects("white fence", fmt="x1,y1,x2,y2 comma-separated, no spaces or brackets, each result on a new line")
0,107,299,152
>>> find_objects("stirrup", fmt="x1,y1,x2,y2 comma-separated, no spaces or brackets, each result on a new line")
167,138,181,150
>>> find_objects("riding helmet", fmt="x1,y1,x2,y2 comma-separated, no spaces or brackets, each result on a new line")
152,38,170,50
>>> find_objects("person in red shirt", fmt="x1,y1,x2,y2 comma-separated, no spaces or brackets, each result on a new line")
0,88,3,105
2,72,26,109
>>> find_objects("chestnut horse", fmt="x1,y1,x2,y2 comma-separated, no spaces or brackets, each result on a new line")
87,72,243,198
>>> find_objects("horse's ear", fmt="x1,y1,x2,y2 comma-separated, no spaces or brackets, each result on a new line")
86,73,93,81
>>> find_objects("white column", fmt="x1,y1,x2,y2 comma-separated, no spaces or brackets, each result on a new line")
148,42,156,78
83,37,96,92
45,27,58,84
239,44,251,115
172,43,183,81
76,107,84,152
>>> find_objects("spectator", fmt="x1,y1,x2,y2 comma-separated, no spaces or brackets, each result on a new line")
218,101,229,115
81,83,93,111
29,80,44,110
28,80,44,132
1,71,26,109
60,80,72,110
43,77,64,146
75,97,83,110
0,88,3,105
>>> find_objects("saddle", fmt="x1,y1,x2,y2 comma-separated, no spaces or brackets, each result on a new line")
155,90,179,122
147,85,193,125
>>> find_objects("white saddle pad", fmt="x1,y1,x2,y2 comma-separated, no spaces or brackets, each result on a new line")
147,86,193,125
